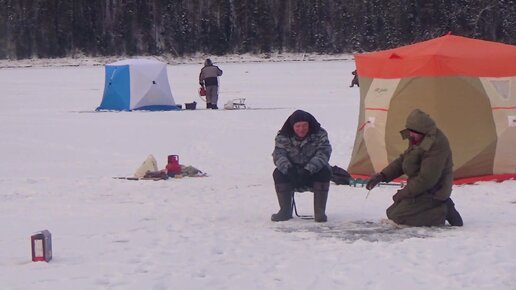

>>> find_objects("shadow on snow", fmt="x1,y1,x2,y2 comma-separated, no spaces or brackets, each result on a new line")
275,220,455,243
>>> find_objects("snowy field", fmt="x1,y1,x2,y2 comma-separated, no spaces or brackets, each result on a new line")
1,57,515,290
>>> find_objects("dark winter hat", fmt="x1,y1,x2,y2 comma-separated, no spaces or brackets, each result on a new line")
289,110,313,126
279,109,321,137
204,59,213,66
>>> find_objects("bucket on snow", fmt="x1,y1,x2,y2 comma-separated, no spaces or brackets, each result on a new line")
185,102,196,110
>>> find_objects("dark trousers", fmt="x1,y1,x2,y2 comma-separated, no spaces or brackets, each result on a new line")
206,85,219,105
273,167,331,188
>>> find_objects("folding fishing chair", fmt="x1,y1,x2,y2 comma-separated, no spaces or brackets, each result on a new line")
291,186,314,219
231,98,246,109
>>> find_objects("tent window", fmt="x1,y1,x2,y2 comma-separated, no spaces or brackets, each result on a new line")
490,79,510,100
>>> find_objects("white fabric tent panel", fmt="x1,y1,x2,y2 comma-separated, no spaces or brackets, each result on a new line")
133,65,175,109
363,78,400,172
129,62,164,109
480,76,516,174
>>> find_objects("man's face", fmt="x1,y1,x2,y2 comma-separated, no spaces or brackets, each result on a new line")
293,121,309,138
409,130,424,144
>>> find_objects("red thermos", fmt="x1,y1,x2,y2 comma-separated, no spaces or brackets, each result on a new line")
166,155,181,177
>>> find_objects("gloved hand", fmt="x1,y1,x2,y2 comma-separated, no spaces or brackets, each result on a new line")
365,173,384,190
286,167,299,185
392,188,409,203
297,168,311,185
297,167,310,177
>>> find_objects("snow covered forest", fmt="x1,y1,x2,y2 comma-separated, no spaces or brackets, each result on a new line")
1,0,515,59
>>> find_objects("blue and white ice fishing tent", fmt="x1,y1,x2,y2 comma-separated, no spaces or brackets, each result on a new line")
97,59,179,111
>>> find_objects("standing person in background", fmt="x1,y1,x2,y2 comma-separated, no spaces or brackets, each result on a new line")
366,109,463,227
350,70,359,87
199,59,223,109
271,110,332,222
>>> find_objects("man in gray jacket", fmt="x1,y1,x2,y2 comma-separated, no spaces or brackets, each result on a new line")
199,59,223,109
366,109,463,227
272,110,332,222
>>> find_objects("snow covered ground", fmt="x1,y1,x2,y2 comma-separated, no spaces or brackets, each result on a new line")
0,57,515,290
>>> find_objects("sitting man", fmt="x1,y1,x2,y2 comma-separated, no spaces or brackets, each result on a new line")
271,110,332,222
366,109,463,227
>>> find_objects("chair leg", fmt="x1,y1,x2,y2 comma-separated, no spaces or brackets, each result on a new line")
291,193,314,219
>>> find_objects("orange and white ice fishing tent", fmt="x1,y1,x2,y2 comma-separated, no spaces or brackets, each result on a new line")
348,34,516,184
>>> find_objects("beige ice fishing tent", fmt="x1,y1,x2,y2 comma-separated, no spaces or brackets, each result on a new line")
348,34,516,184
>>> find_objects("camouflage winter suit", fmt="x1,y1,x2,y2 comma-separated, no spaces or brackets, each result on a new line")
270,110,332,222
273,128,332,178
381,109,453,226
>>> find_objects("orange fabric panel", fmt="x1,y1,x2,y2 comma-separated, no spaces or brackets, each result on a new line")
355,34,516,78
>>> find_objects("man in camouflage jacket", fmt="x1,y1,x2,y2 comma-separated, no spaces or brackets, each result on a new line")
271,110,332,222
366,109,463,226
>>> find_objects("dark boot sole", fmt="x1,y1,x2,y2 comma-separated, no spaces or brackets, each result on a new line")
315,215,327,222
271,214,292,222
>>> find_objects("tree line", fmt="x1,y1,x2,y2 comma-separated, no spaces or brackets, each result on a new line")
0,0,514,59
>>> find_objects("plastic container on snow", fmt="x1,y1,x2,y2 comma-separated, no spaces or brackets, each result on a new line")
166,155,181,177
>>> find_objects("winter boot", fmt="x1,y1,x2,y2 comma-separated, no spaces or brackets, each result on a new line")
313,181,330,222
271,183,294,222
206,103,212,109
445,198,463,226
211,104,219,110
